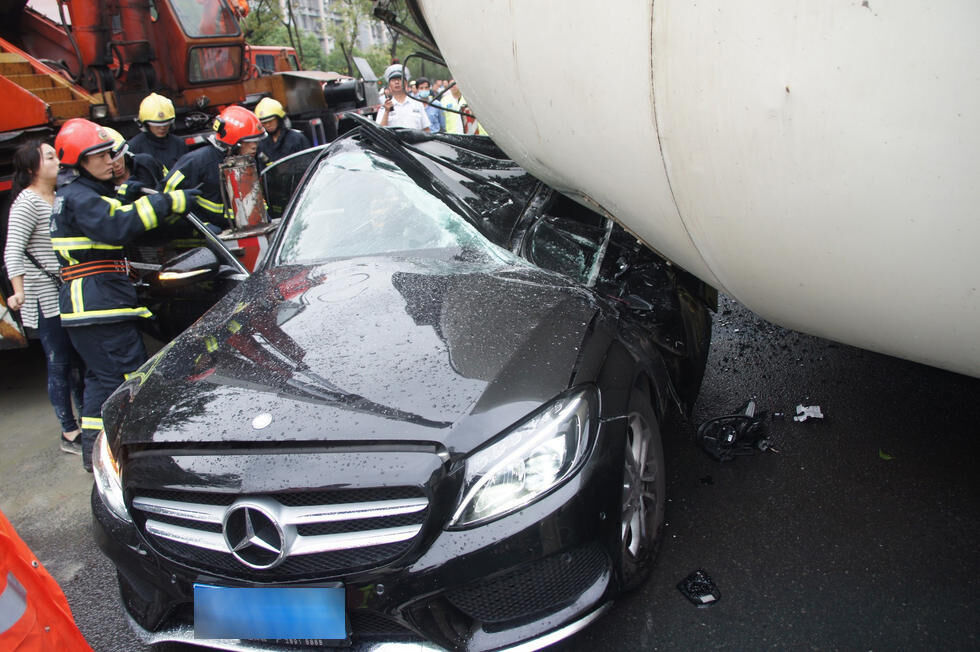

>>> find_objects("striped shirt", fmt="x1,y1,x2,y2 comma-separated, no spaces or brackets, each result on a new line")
3,189,60,328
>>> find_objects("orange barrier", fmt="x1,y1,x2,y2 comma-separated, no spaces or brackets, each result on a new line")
0,510,93,651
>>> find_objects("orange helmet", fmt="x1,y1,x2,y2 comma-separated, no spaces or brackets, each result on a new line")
55,118,115,167
211,105,266,148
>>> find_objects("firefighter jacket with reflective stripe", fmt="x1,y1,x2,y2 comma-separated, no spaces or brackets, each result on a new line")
0,510,93,651
163,144,229,228
50,173,172,326
126,131,188,174
258,128,311,167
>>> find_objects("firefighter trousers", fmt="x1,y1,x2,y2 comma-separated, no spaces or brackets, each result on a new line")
65,322,147,470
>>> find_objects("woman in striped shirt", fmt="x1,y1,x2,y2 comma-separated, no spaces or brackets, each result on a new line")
4,140,84,454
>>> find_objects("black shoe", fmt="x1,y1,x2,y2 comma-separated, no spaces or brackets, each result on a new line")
60,434,83,456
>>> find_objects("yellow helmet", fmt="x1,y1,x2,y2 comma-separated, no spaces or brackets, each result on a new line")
101,126,128,159
138,92,176,125
254,97,286,122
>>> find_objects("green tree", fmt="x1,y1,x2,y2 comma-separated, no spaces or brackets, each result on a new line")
324,0,376,76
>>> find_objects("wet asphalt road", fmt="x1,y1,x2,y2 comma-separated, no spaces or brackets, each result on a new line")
1,294,978,651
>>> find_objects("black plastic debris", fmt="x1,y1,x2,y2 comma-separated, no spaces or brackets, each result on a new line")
696,400,769,461
677,569,720,607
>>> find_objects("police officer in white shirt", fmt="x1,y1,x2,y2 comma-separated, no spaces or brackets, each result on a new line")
376,64,431,132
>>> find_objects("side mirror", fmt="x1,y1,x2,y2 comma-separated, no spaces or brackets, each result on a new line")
158,247,220,286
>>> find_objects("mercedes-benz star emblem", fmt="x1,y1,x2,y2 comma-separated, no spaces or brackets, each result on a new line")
223,504,286,569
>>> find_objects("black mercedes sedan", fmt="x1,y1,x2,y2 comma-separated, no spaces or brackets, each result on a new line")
91,118,715,650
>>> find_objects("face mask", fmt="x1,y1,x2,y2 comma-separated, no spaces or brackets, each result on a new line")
419,90,431,98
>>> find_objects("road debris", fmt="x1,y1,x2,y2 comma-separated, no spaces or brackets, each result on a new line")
696,400,770,461
793,404,824,422
677,569,721,607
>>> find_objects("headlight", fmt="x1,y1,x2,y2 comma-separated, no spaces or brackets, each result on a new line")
93,430,131,523
450,387,597,528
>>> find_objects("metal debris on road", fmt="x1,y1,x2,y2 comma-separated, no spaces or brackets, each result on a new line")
677,569,721,607
696,400,770,461
793,404,824,422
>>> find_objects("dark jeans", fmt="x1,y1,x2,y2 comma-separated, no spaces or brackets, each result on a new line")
67,321,147,469
35,309,84,433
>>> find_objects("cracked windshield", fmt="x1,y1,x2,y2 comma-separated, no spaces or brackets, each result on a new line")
276,145,515,265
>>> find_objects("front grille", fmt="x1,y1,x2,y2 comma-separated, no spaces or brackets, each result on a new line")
446,543,607,624
130,487,428,580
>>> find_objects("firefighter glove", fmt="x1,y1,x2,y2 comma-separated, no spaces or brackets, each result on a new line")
167,188,202,215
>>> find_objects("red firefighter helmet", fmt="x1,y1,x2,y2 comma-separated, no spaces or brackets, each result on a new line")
211,105,266,148
55,118,115,167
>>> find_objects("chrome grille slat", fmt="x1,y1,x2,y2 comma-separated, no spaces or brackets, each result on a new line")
132,497,226,524
283,498,428,524
290,524,422,556
145,519,228,552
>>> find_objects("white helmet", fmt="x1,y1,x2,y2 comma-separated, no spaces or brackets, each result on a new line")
383,63,410,84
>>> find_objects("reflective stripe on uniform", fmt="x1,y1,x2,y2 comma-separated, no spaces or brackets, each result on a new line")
51,237,124,251
81,416,104,431
164,169,184,193
170,238,205,248
134,196,158,230
60,306,153,322
197,196,224,216
0,572,28,635
99,195,135,217
52,236,123,266
69,278,84,315
170,190,186,214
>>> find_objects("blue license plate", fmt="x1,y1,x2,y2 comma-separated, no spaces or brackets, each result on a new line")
194,583,347,640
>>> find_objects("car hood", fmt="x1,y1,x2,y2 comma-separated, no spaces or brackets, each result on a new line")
107,254,600,455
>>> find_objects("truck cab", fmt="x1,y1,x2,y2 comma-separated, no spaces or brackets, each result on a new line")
246,45,301,77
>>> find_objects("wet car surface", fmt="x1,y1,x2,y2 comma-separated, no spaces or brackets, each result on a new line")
90,119,714,650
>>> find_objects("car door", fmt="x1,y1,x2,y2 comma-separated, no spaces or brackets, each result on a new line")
127,212,248,341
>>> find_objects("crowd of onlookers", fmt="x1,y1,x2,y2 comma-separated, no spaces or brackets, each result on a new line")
375,63,484,135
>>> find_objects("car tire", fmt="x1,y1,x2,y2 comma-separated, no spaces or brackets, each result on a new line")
618,381,667,591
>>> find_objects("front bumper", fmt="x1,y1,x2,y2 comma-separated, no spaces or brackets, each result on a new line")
121,602,612,652
91,420,627,650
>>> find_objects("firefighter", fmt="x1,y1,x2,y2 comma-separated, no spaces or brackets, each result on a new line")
163,105,266,231
103,126,165,195
126,92,188,173
254,97,311,168
50,119,199,471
